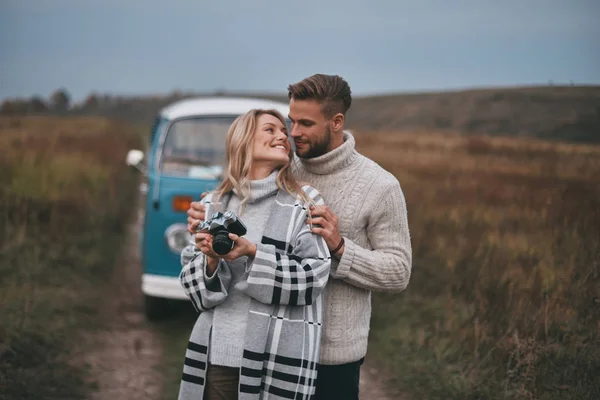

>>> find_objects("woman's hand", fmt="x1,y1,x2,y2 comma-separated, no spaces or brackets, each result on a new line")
187,200,207,234
220,234,257,262
195,232,257,271
195,232,220,275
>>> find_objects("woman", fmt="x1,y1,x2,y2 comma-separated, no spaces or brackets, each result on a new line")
178,109,331,400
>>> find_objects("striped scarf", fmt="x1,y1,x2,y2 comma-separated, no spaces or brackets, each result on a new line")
178,185,331,399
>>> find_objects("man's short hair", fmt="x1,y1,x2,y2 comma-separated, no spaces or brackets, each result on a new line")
287,74,352,118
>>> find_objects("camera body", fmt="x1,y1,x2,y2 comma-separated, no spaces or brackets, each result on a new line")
196,210,247,255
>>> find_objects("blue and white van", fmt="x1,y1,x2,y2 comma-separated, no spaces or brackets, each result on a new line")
126,97,290,319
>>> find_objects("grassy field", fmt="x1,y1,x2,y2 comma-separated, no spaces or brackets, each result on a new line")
158,131,600,400
0,116,142,399
355,131,600,399
2,114,598,400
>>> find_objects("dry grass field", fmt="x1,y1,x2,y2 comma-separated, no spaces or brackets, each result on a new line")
0,116,142,399
354,130,600,399
159,130,600,400
2,114,599,400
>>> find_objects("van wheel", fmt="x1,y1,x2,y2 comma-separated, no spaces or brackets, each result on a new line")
144,295,170,320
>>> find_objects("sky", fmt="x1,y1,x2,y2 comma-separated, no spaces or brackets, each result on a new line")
1,0,599,102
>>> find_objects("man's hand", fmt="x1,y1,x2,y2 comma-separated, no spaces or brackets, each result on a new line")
307,205,345,258
187,194,207,234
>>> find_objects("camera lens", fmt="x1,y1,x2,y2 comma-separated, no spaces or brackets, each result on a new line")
212,229,233,255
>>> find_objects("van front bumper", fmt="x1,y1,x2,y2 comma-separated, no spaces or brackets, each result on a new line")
142,274,188,300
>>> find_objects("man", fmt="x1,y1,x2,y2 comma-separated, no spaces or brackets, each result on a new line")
187,74,412,399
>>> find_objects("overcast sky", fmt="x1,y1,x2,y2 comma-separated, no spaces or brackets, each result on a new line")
1,0,599,101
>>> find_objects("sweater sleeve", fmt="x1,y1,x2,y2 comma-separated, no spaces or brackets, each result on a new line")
179,244,233,312
243,188,331,306
331,179,412,292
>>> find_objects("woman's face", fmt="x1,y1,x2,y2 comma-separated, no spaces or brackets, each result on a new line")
252,113,291,168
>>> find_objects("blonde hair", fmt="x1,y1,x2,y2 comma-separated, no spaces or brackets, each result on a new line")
214,108,315,213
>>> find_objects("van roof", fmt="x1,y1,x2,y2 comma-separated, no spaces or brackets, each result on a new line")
159,97,290,120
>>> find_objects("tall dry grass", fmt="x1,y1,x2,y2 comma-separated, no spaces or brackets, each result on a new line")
0,116,142,399
355,131,600,399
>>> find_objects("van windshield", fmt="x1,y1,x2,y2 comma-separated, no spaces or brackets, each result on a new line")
160,116,236,178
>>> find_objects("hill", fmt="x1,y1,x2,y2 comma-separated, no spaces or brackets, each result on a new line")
347,86,600,144
2,85,600,144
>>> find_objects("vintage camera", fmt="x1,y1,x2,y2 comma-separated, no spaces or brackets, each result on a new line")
195,210,248,255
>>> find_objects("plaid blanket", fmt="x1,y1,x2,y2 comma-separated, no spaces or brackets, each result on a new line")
178,185,331,399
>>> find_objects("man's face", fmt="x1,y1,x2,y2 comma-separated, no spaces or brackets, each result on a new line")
288,98,332,159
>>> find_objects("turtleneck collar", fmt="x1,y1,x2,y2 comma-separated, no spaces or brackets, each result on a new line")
232,170,279,203
295,131,359,175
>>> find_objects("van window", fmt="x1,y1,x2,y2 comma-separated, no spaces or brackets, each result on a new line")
160,116,236,177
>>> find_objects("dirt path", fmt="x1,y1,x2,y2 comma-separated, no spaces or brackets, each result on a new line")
76,214,165,400
360,356,408,400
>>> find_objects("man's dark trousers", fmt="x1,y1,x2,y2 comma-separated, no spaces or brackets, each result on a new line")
314,358,364,400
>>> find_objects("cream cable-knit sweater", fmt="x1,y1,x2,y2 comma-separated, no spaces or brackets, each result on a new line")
292,131,412,365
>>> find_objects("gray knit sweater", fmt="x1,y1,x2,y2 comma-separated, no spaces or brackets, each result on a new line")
206,172,278,367
292,131,412,365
